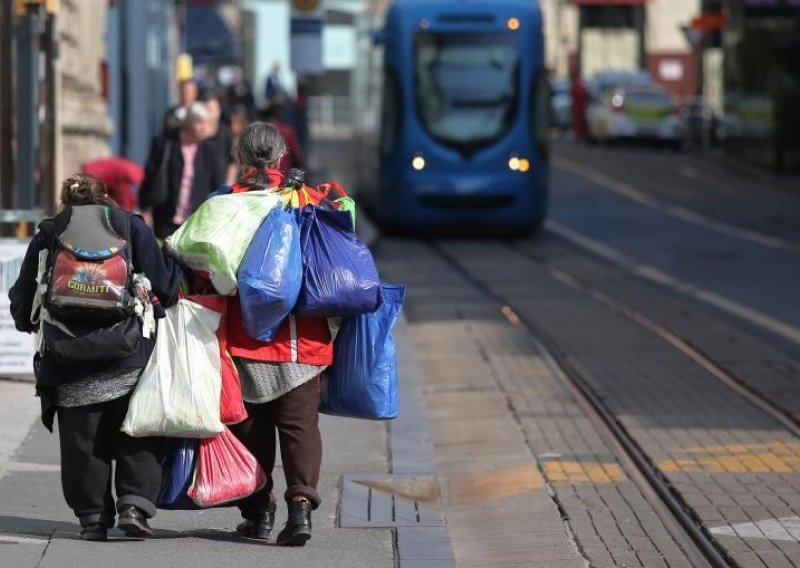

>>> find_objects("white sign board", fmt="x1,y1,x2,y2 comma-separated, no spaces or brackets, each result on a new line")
0,239,36,377
290,0,324,75
659,59,684,82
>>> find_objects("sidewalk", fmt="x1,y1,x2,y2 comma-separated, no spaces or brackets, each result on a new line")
0,385,395,568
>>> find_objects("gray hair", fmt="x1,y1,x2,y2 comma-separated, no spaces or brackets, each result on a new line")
176,102,210,126
236,122,287,190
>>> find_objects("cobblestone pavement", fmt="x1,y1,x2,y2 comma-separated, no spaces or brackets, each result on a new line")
436,237,800,567
377,239,695,568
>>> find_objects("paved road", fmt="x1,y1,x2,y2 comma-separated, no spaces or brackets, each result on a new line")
549,141,800,353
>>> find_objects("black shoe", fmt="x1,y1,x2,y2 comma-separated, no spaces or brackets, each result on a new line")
236,502,277,541
80,523,107,541
117,505,153,538
276,500,312,547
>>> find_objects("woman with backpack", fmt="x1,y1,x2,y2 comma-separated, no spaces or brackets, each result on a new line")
8,173,184,541
217,122,334,546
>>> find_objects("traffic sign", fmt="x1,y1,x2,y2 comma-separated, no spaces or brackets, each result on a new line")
681,26,705,48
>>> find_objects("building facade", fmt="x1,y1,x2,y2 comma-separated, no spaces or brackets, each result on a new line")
57,0,113,190
540,0,701,98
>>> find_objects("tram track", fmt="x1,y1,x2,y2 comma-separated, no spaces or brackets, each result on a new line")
510,239,800,443
425,237,763,568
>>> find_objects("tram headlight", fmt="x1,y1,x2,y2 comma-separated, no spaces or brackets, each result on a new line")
508,157,521,171
518,158,531,173
507,18,520,31
412,155,426,171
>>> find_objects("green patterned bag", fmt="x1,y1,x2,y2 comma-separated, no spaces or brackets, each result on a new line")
166,190,281,295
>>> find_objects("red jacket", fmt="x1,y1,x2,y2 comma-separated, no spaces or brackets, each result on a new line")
227,297,333,365
226,171,333,365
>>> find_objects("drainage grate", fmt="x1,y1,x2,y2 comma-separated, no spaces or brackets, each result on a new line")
339,474,445,528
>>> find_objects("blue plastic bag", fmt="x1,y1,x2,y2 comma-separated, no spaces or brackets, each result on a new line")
238,207,302,342
295,207,381,317
320,284,406,419
157,438,200,510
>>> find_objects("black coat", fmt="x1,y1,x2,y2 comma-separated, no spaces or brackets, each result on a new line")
138,134,226,239
8,211,183,430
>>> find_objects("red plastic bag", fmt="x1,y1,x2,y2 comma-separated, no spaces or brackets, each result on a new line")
186,295,248,425
187,427,267,507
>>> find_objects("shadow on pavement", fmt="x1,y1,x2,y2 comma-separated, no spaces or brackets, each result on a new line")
0,516,279,546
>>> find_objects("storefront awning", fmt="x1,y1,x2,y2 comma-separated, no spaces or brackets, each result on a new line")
186,4,242,66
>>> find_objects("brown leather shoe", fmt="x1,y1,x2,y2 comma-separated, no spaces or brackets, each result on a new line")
117,505,153,538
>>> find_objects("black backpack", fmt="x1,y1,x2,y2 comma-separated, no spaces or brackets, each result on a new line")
40,205,142,364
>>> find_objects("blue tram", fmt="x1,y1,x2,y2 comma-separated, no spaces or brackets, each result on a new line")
353,0,549,235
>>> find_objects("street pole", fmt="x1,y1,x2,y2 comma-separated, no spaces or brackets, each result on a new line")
16,2,42,225
0,0,14,221
41,7,58,216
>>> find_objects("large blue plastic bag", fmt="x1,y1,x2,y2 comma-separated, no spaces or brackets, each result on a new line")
320,284,405,419
157,439,200,510
238,207,302,342
295,207,381,317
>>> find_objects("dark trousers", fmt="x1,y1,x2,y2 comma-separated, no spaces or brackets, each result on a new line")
232,374,322,517
56,394,163,527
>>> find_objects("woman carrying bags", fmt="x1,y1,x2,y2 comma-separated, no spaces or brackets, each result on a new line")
8,174,183,541
223,122,333,546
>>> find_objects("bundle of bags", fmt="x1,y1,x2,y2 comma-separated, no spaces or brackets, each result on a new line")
120,178,405,510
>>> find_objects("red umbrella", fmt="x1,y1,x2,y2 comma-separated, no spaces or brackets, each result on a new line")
82,157,144,212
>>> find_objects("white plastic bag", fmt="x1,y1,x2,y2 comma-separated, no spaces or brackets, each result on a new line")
121,299,224,438
165,190,281,295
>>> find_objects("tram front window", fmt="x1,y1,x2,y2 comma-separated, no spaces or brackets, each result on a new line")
415,32,519,153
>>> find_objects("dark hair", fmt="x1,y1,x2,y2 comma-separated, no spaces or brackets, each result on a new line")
59,173,116,209
197,87,222,103
259,103,287,123
236,122,287,190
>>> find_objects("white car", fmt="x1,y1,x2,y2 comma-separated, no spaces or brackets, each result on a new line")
587,86,684,147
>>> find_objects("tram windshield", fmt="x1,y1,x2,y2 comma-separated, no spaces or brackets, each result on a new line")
415,32,519,152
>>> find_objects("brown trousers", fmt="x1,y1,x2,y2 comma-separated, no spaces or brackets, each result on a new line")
232,374,322,517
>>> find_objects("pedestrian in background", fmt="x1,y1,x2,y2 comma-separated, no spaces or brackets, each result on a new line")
163,78,200,135
223,122,332,546
264,62,289,110
570,69,589,141
81,156,144,213
261,104,305,176
198,88,237,184
138,102,226,239
8,174,183,541
291,75,310,157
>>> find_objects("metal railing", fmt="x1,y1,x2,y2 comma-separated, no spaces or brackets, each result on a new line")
308,95,354,138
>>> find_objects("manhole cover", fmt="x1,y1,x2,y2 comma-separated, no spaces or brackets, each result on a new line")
339,474,444,528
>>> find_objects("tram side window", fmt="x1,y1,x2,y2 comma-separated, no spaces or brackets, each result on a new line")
380,70,401,156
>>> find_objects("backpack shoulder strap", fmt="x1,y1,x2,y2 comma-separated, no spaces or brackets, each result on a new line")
107,207,132,241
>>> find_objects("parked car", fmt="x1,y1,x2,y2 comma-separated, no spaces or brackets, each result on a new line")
586,85,684,147
550,78,572,130
586,70,655,101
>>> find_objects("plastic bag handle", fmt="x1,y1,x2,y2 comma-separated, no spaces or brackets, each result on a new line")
318,181,349,200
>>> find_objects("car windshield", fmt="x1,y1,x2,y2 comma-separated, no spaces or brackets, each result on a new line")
415,32,519,152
